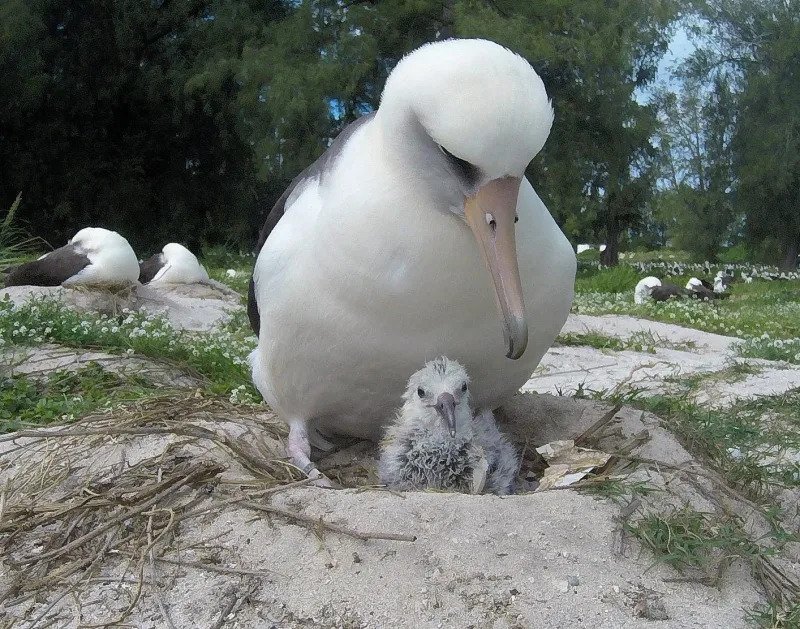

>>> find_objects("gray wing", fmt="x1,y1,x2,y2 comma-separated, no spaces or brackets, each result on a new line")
138,253,165,284
247,112,376,336
4,244,90,287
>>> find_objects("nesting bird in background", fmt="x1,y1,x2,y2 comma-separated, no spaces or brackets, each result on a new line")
3,227,139,288
379,357,519,495
633,276,662,304
138,243,209,285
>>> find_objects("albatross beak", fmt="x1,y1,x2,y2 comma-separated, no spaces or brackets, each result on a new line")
435,392,458,437
464,176,528,360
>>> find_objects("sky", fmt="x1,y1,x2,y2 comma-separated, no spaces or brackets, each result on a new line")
636,25,696,104
657,26,694,83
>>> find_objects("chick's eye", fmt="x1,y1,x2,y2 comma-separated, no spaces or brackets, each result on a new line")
417,387,425,398
461,382,468,392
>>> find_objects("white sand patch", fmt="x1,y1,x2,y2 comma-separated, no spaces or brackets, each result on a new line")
526,314,800,408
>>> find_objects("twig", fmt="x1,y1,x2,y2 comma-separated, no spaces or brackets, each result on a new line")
574,404,623,446
9,462,221,566
148,467,177,629
82,509,177,628
210,581,259,629
155,557,281,578
239,501,417,542
23,534,113,629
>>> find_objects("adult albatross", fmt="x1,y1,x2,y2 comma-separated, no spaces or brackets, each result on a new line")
4,227,139,288
248,39,576,479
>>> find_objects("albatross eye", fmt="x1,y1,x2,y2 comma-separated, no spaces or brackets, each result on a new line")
461,382,468,392
417,387,425,398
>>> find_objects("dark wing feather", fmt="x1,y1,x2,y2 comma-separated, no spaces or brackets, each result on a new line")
247,112,376,336
650,283,689,302
688,284,715,301
138,253,165,284
4,244,90,287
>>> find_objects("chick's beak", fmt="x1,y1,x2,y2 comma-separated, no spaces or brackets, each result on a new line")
464,176,528,360
435,392,457,437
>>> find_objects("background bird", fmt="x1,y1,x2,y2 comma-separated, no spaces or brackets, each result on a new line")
139,243,209,285
714,270,734,293
650,283,690,302
4,227,139,288
379,357,518,495
247,38,576,478
685,277,716,300
634,276,661,304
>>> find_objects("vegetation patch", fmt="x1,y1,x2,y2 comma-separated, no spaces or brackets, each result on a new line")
626,509,762,575
641,391,800,498
558,329,698,354
0,297,258,397
572,280,800,364
1,363,159,433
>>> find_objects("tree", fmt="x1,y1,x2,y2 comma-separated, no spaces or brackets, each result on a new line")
692,0,800,269
652,74,738,261
0,0,681,257
0,0,288,251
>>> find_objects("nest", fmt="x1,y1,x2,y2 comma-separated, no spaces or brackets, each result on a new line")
0,394,411,627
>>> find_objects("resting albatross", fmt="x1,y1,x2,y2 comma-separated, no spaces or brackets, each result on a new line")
139,243,209,285
248,38,576,478
4,227,139,288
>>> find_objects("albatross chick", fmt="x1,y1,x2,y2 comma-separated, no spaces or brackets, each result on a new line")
379,357,519,495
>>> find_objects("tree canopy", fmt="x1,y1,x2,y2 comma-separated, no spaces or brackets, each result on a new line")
0,0,796,267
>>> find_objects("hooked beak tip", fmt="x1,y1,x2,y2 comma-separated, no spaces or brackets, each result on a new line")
504,315,529,360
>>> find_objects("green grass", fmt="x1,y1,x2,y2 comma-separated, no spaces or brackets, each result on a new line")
202,244,253,294
557,329,698,354
626,509,762,574
747,602,800,628
557,331,627,352
1,192,41,272
575,264,642,293
573,282,800,363
1,363,159,433
640,391,800,496
0,296,258,397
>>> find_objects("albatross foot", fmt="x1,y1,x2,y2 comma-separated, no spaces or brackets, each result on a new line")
288,419,339,489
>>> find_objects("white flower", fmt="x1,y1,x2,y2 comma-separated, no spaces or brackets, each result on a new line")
226,269,237,278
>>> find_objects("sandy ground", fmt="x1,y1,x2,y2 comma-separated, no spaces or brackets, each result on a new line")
528,314,800,408
3,303,800,627
0,395,771,628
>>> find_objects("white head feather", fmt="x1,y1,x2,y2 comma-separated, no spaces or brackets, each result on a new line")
398,357,473,438
377,38,553,209
686,277,703,290
634,276,661,304
150,243,209,284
